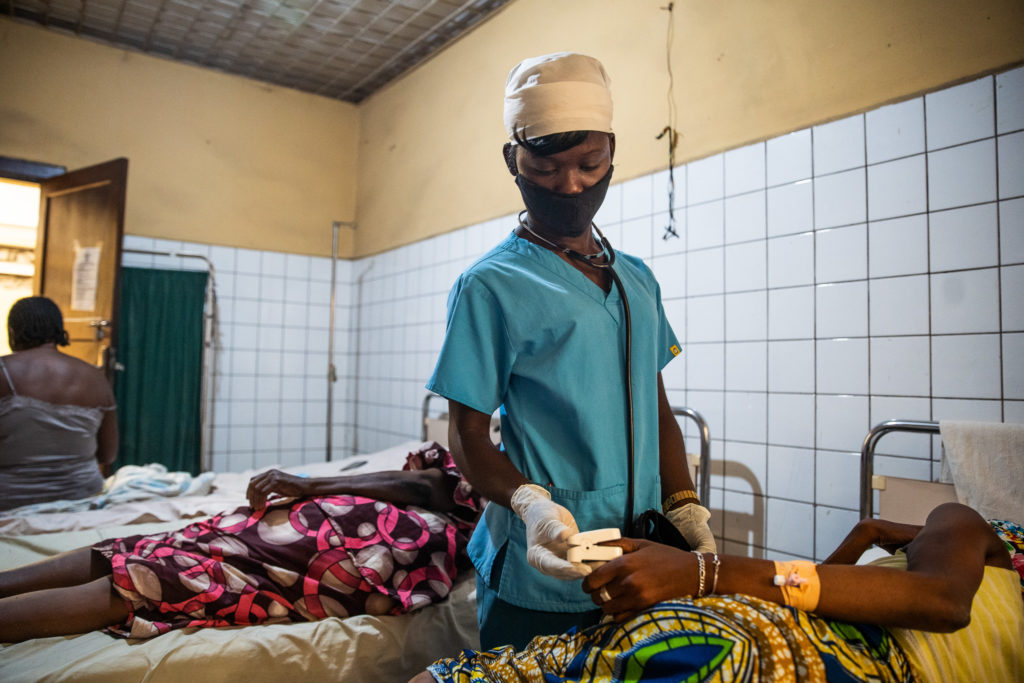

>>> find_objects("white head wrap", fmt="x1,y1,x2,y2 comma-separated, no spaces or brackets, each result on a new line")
503,52,613,141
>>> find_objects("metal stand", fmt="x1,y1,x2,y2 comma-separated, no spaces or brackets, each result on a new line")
326,221,356,461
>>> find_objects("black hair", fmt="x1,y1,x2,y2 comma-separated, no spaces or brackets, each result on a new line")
512,128,592,157
7,296,70,351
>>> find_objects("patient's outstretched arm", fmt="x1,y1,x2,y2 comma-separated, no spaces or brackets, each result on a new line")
583,502,1011,632
246,467,456,512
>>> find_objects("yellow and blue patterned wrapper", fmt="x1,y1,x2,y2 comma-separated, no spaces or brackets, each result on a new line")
428,593,912,682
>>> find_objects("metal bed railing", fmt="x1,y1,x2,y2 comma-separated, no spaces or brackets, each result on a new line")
422,393,712,506
422,392,445,441
859,419,940,519
673,406,711,506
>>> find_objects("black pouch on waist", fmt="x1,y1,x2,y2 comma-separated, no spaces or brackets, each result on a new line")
629,509,692,552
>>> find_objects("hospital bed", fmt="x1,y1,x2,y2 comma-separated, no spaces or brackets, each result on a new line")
859,418,1022,526
859,419,956,525
422,393,712,501
0,439,479,682
0,441,419,537
1,400,715,682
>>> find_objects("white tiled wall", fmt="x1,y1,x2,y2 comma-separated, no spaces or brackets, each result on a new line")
345,219,513,453
122,66,1023,563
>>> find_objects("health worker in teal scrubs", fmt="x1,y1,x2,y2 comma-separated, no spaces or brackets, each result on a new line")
426,52,716,650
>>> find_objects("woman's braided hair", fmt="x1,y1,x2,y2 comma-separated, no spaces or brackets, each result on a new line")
7,296,70,351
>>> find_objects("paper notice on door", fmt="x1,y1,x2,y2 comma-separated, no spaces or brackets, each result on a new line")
71,243,101,311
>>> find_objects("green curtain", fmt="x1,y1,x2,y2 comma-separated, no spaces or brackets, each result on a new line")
114,267,208,475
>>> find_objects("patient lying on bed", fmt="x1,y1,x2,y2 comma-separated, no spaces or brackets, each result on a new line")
415,503,1023,682
0,442,482,642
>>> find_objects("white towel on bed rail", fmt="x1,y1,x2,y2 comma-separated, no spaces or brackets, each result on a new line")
939,420,1024,523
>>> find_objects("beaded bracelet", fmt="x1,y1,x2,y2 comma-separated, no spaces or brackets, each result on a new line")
692,551,706,597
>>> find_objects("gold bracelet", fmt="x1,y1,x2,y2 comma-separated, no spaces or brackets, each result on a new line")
663,489,700,510
692,551,706,597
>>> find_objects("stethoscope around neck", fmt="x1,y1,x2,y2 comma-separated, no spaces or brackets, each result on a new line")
517,211,638,530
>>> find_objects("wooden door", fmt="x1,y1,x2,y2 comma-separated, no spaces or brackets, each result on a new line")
34,158,127,378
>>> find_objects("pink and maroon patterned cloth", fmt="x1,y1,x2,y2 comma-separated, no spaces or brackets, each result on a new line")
93,443,482,638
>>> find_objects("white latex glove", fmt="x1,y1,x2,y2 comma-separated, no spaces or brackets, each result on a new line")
510,484,592,580
666,504,717,553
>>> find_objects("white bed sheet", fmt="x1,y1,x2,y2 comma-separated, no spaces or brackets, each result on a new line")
0,576,477,683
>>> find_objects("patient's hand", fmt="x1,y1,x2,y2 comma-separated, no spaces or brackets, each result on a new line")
247,469,312,509
582,538,696,622
867,519,922,553
822,518,922,565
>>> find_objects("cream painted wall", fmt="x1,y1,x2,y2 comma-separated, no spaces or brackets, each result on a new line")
0,20,359,258
355,0,1024,257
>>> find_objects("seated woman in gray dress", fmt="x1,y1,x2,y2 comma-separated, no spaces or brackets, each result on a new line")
0,296,117,511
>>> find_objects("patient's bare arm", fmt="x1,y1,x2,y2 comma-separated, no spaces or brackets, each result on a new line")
246,467,456,512
583,502,1010,632
447,400,528,508
812,503,1010,630
822,517,923,566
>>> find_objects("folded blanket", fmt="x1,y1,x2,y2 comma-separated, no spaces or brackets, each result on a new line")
939,421,1024,523
0,464,215,517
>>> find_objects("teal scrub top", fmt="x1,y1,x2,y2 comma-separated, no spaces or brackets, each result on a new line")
426,232,680,611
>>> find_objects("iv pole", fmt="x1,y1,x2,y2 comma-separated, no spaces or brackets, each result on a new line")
327,220,356,461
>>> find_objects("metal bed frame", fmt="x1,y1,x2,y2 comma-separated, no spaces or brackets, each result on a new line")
421,393,712,504
672,406,712,506
859,419,942,520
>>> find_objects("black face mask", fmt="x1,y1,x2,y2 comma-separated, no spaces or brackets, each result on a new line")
515,165,614,238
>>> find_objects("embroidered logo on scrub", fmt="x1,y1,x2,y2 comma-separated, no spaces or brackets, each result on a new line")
670,344,681,357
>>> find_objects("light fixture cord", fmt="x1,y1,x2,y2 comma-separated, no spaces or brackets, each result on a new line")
657,2,680,240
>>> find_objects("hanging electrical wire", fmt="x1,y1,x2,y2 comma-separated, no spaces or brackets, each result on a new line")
657,2,680,240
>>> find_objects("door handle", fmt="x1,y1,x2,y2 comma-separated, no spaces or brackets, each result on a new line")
90,319,111,340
